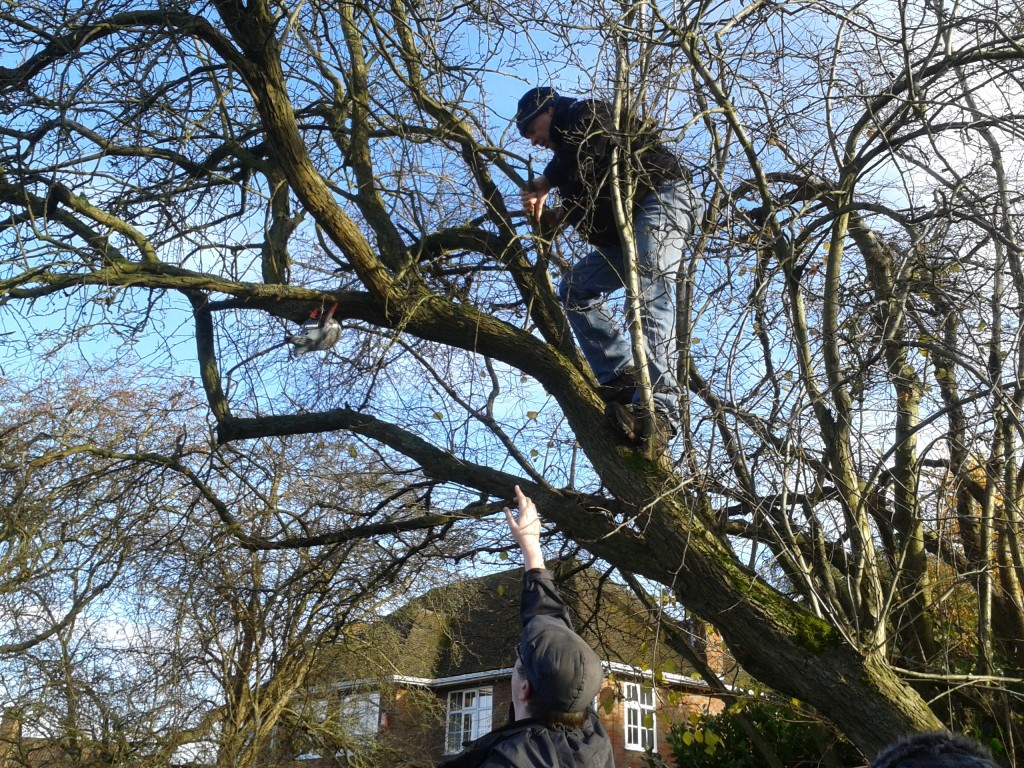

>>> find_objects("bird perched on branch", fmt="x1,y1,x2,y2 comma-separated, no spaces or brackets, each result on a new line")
285,303,341,356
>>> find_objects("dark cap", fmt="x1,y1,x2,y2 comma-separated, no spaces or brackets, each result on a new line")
516,87,558,136
517,615,602,713
870,732,1000,768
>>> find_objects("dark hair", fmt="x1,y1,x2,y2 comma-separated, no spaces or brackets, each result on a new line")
870,731,999,768
526,703,588,730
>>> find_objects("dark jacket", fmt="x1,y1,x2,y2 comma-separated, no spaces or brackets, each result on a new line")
438,569,615,768
542,96,688,247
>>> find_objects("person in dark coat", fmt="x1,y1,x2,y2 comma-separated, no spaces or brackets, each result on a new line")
515,86,703,453
438,485,614,768
870,731,1002,768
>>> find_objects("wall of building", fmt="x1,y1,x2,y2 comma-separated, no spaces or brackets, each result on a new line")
384,686,448,766
266,676,724,768
425,677,724,768
600,685,724,768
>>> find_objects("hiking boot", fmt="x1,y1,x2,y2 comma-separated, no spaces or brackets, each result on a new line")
597,369,639,404
606,402,675,454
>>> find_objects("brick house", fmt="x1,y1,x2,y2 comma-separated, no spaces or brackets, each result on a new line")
265,563,724,768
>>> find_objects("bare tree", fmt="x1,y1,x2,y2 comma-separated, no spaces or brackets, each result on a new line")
0,374,148,658
0,374,451,767
2,0,1023,758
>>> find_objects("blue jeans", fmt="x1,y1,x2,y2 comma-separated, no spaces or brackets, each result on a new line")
558,180,702,418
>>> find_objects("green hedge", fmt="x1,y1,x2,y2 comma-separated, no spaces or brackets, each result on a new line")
660,699,860,768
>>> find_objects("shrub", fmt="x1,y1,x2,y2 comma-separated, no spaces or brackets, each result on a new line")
664,699,859,768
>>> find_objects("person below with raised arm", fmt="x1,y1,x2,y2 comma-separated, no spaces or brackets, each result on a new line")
438,485,614,768
515,86,704,454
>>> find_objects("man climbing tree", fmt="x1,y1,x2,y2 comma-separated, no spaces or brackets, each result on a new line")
516,87,703,453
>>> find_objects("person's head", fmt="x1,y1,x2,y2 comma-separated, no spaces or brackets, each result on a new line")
511,615,602,725
516,87,558,148
870,732,1000,768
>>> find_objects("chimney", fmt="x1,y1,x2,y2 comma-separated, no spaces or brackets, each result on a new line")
0,708,22,767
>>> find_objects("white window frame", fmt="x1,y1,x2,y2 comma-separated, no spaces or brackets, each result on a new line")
294,698,328,760
623,681,656,752
444,686,493,754
338,691,381,740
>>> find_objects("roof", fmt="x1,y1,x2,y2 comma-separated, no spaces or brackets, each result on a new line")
320,562,706,688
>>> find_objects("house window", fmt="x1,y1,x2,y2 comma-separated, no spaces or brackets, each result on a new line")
623,681,656,752
444,687,493,754
293,698,328,760
338,691,381,740
291,692,380,760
